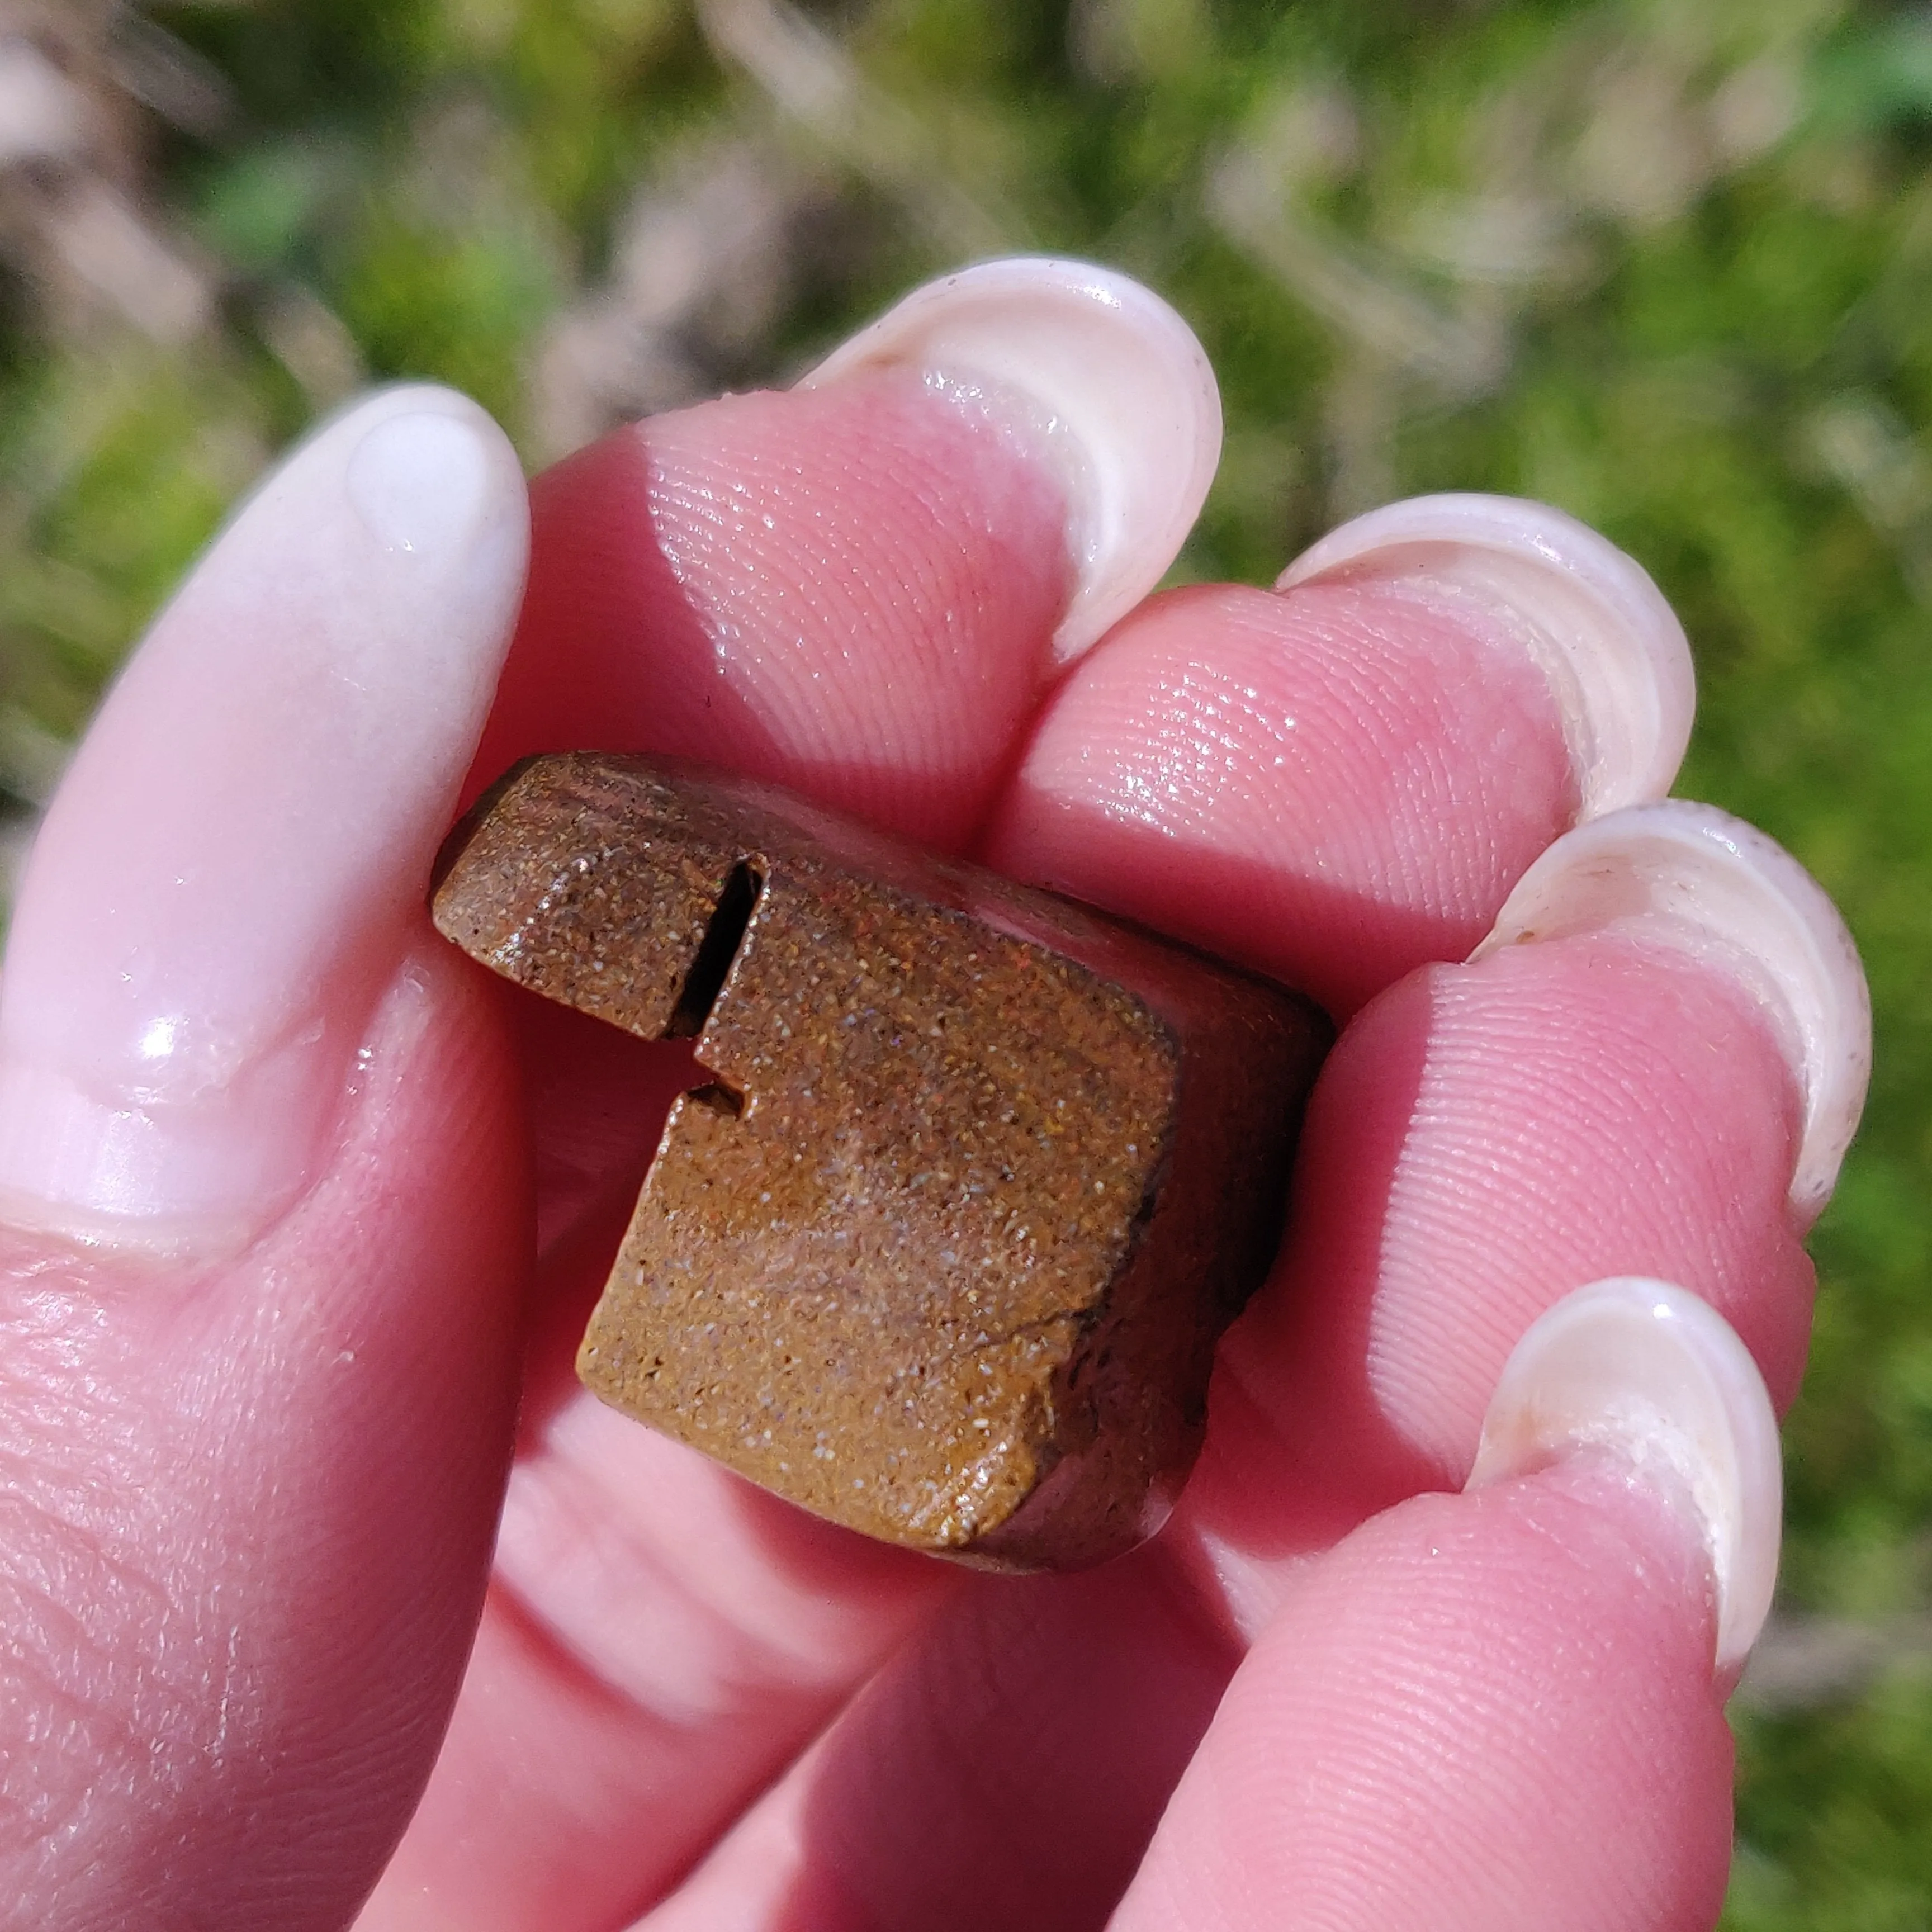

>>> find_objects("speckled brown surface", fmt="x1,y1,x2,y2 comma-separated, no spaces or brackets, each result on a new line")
433,752,1328,1570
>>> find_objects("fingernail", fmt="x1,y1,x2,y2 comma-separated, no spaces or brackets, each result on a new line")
1277,494,1695,818
800,256,1221,665
1471,799,1870,1225
0,387,530,1253
1469,1277,1782,1674
347,409,500,556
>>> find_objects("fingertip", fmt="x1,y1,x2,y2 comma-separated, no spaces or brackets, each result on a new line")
1470,1277,1783,1675
479,368,1072,845
803,256,1221,664
1190,919,1813,1566
1474,799,1871,1225
1280,493,1695,818
0,384,531,1254
1119,1456,1735,1932
480,259,1223,849
983,576,1576,1014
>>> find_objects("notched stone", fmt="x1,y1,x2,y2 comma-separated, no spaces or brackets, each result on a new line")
433,752,1329,1571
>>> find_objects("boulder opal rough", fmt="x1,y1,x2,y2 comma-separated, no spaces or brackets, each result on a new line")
433,752,1328,1570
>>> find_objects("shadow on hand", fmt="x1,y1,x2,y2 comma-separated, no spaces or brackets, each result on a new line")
751,1541,1241,1932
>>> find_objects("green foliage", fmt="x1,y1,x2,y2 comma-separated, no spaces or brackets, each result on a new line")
1730,1676,1932,1930
0,347,269,742
2,0,1931,1912
334,193,564,427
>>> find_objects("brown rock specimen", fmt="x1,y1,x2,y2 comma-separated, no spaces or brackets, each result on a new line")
433,753,1328,1570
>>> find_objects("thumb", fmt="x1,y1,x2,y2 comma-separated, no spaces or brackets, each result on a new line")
0,389,532,1928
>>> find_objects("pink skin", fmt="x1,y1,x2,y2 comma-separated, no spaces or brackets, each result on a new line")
643,1466,1729,1932
0,362,1813,1932
982,577,1580,1016
468,371,1071,844
1114,1462,1734,1932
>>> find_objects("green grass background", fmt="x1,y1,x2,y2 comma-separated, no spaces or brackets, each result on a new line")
2,1,1929,1920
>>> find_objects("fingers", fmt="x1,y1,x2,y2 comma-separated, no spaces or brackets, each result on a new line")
634,1554,1236,1932
983,495,1693,1015
358,1401,958,1932
1185,798,1868,1589
1111,1285,1780,1932
661,806,1858,1932
0,393,534,1924
360,261,1223,1932
588,493,1749,1932
623,1284,1777,1932
469,258,1220,849
377,370,1741,1928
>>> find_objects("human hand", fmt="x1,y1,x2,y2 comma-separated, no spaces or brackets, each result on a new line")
0,260,1868,1931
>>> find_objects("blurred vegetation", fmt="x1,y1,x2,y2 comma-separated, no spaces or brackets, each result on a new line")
1,0,1929,1918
